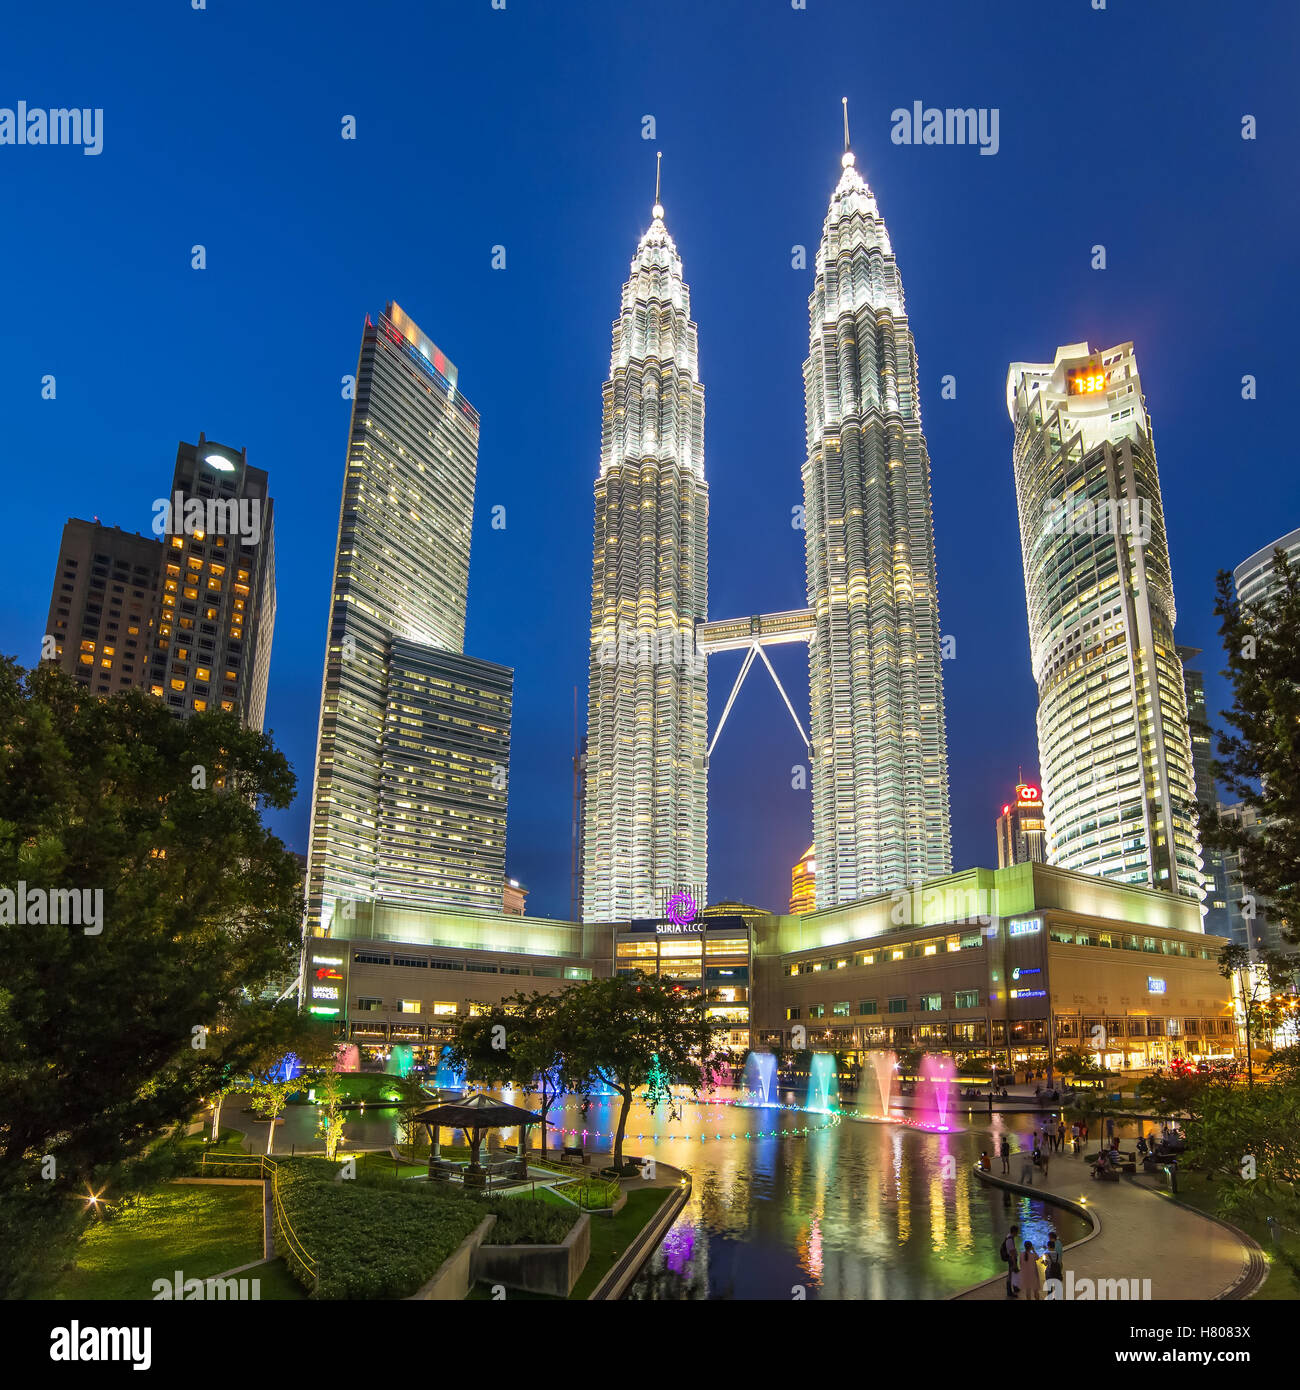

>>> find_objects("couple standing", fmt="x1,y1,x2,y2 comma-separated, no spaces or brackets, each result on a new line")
1000,1224,1063,1299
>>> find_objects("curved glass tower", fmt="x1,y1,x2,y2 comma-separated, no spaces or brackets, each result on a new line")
583,184,708,921
1007,341,1203,903
802,135,952,907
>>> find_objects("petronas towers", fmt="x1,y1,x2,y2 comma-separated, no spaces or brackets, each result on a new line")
802,139,952,903
583,123,951,920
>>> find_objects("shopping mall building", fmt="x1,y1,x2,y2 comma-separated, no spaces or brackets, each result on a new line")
305,862,1238,1074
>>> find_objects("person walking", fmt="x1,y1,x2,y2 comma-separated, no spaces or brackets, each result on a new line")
1106,1116,1116,1142
1040,1144,1051,1181
1000,1136,1011,1174
1021,1240,1044,1300
1071,1121,1080,1155
1018,1143,1035,1186
1000,1224,1021,1297
1057,1120,1066,1152
1081,1120,1089,1150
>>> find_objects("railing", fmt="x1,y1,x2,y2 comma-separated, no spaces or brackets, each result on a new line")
558,1175,622,1210
201,1153,317,1293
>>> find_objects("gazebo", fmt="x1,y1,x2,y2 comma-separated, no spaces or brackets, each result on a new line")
413,1092,545,1187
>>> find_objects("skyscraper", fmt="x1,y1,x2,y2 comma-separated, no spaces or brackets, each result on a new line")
1007,342,1202,903
1234,525,1300,609
583,168,708,922
44,521,162,698
149,436,276,731
41,433,275,732
995,780,1046,869
1179,647,1230,937
790,844,816,915
802,108,951,906
305,303,511,935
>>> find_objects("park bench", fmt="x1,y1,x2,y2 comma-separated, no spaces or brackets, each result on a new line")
428,1159,459,1182
560,1146,588,1167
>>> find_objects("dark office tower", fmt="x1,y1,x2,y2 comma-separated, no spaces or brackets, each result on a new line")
1178,647,1230,937
42,521,163,696
306,304,506,935
148,435,276,730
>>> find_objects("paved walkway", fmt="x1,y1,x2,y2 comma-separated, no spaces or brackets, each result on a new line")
955,1143,1263,1301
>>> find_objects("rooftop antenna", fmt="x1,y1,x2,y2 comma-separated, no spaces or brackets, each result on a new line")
841,97,855,168
653,151,663,218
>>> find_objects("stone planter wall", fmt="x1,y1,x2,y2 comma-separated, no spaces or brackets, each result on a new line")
470,1213,591,1297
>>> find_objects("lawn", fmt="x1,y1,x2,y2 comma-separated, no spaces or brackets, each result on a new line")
1170,1172,1300,1301
34,1184,265,1301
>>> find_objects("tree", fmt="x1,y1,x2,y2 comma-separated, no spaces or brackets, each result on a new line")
1202,553,1300,945
1218,942,1300,1087
315,1072,347,1160
560,973,720,1172
447,991,570,1159
0,661,302,1224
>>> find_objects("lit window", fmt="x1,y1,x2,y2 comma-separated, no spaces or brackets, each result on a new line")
193,698,207,712
79,639,96,653
170,679,185,692
196,667,211,682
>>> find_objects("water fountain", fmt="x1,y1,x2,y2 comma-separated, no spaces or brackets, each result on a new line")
740,1051,779,1107
867,1050,898,1118
333,1042,360,1073
916,1053,957,1130
433,1046,466,1090
386,1043,414,1079
806,1052,838,1115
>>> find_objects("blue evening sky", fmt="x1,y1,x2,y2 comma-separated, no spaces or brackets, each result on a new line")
2,1,1297,918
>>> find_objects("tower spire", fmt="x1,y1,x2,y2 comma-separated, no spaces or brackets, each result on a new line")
841,97,855,168
653,151,663,219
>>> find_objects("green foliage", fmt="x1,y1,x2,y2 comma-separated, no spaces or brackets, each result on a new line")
0,659,303,1191
481,1196,574,1245
559,972,721,1169
314,1072,347,1160
447,991,570,1157
273,1157,486,1300
1202,554,1300,945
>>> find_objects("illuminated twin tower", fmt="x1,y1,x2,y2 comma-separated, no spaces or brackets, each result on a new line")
583,119,953,921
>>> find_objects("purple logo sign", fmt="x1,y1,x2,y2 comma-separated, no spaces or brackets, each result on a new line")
665,891,698,927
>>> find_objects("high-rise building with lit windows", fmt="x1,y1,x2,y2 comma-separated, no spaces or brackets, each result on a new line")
790,845,816,915
41,433,275,732
149,436,275,731
1007,341,1203,904
802,117,951,906
996,781,1046,869
582,181,708,922
305,303,511,936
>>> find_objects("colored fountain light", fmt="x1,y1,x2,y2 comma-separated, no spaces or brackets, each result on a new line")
868,1049,897,1118
916,1052,957,1130
434,1046,466,1090
806,1052,838,1115
740,1050,779,1107
386,1043,414,1079
333,1042,360,1073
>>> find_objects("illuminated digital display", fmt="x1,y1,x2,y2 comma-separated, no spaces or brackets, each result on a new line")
1009,917,1043,937
1015,783,1041,804
1068,367,1107,395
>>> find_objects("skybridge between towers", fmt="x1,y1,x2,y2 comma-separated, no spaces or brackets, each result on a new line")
694,608,816,767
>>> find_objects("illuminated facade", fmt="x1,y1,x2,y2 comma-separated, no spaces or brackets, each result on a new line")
802,127,951,907
995,782,1046,869
1234,524,1300,609
306,304,510,936
790,845,817,914
583,183,708,921
1007,342,1203,903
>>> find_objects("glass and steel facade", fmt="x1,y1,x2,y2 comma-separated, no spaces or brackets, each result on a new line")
583,196,708,921
1006,342,1203,902
306,303,507,935
802,146,951,906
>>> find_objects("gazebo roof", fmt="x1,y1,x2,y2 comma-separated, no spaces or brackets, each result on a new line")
413,1092,544,1128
